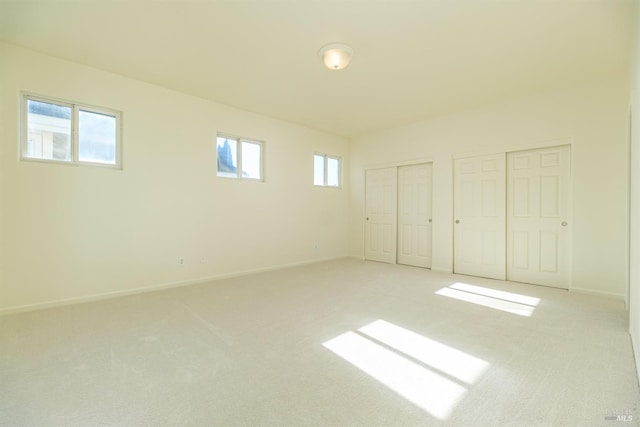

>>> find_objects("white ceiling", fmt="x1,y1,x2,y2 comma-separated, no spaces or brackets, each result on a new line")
0,0,634,138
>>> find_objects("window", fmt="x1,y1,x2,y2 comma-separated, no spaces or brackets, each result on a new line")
217,134,264,180
22,93,121,167
314,153,341,187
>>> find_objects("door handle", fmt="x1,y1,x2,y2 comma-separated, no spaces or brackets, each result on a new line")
455,219,460,224
429,218,432,223
561,221,568,227
366,217,369,221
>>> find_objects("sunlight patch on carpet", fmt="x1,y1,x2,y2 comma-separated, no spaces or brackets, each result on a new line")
436,282,540,317
358,319,489,384
323,319,489,420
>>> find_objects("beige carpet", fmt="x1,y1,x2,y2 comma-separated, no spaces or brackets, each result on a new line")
1,258,638,426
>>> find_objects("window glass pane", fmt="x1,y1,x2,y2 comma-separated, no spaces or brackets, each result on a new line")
242,141,262,180
217,137,238,178
327,157,340,187
78,110,117,164
314,155,325,186
26,99,71,161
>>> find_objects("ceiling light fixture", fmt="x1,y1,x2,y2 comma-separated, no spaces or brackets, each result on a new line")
319,43,353,71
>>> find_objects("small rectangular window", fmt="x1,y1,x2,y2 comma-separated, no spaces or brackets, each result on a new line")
314,153,341,188
241,141,262,180
217,134,264,181
314,155,325,186
22,94,121,168
327,157,340,187
78,109,117,164
26,99,72,161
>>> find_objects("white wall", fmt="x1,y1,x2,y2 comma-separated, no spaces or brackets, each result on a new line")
628,0,640,384
349,78,630,298
0,42,350,313
0,37,633,315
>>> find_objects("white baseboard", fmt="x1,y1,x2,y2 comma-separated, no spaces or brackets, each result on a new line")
347,255,450,273
431,267,454,274
570,287,625,301
0,255,348,316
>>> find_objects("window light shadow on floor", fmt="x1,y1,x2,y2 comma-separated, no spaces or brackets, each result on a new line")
323,320,489,420
435,282,540,317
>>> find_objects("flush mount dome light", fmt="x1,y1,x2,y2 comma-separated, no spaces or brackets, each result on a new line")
319,43,353,70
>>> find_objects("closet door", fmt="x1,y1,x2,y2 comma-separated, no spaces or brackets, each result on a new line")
365,167,397,264
507,146,571,288
398,163,433,268
454,153,506,280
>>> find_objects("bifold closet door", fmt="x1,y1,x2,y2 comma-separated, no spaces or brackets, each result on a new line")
454,153,506,280
397,163,433,268
365,167,397,264
507,146,571,289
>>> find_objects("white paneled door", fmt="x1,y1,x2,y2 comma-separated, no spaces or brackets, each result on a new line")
365,167,397,263
507,146,571,289
397,163,433,268
454,153,506,280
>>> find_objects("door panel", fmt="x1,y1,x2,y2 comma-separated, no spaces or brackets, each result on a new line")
397,163,433,268
417,225,430,257
454,153,506,280
506,146,571,288
365,168,397,263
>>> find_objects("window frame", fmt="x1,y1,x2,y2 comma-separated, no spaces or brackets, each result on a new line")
21,92,122,169
216,133,265,181
314,152,342,188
